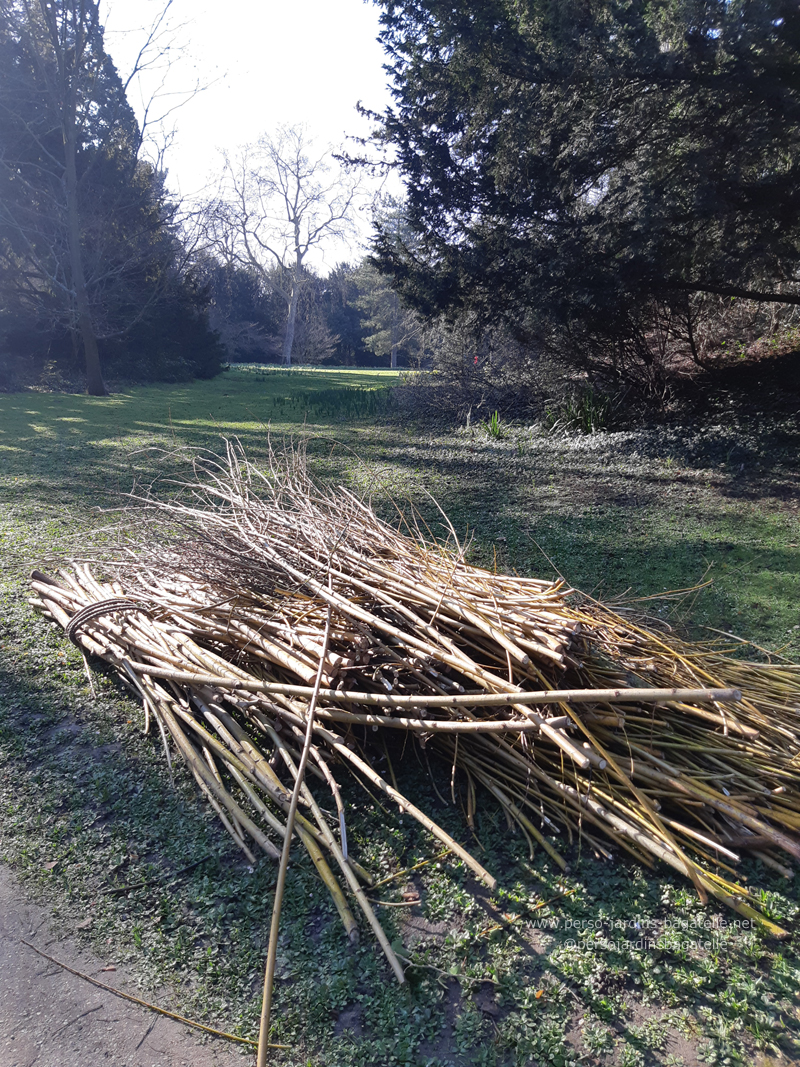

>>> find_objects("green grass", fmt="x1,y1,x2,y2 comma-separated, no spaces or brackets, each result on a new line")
0,366,798,1066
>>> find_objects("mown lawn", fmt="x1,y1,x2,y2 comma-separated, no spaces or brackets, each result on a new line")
0,365,798,1067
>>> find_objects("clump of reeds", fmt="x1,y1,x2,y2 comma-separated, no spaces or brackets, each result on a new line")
30,441,800,961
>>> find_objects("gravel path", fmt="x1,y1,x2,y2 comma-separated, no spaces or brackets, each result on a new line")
0,865,252,1067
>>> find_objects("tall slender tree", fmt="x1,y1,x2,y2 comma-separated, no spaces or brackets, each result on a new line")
0,0,119,392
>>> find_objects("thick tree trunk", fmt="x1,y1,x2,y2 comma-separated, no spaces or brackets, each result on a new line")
75,304,105,394
282,245,303,367
65,163,105,393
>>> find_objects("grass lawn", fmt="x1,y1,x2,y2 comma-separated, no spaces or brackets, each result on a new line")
0,365,798,1067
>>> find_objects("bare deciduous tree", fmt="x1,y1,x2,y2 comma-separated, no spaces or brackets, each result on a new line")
205,125,361,366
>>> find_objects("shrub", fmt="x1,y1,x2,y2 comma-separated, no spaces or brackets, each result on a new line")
543,386,619,434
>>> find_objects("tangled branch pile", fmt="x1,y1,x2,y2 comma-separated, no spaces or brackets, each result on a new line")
31,442,800,961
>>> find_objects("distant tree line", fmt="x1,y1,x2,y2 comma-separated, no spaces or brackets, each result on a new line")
196,130,424,370
197,254,425,369
0,3,420,392
6,0,795,403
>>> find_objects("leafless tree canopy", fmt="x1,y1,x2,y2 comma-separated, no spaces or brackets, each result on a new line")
204,124,362,366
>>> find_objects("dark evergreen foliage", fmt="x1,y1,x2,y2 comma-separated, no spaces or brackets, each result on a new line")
0,0,224,387
100,270,225,383
323,263,373,365
197,257,389,368
198,257,283,364
368,0,800,387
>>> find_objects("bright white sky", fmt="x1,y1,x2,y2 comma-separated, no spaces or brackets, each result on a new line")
101,0,397,268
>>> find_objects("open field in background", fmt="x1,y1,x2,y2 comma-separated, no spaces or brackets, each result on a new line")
0,365,798,1066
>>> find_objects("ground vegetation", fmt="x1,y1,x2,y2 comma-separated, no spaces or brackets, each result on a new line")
0,367,798,1066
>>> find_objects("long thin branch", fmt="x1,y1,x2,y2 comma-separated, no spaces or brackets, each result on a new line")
256,587,334,1065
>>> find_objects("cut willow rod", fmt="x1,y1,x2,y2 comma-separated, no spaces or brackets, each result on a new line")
32,439,800,938
270,707,498,890
157,697,281,861
312,710,570,732
631,762,800,860
112,665,742,710
258,598,334,1067
19,940,275,1050
560,706,716,904
264,724,406,983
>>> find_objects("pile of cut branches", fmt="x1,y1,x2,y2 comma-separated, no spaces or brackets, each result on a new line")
31,442,800,960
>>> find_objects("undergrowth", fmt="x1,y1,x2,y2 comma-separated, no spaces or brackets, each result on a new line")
543,387,619,435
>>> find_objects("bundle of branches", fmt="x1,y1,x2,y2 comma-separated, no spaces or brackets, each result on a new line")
30,442,800,960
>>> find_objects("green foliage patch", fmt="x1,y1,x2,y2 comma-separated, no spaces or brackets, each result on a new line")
543,388,618,436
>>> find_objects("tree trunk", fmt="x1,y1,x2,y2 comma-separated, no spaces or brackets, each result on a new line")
390,294,398,369
282,243,304,367
65,150,105,394
282,283,300,367
60,17,106,397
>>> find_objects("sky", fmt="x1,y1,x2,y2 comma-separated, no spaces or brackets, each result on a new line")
101,0,397,268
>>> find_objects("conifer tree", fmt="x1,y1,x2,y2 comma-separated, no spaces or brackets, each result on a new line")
369,0,800,367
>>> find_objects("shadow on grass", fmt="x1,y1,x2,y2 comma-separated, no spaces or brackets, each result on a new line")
1,598,798,1065
3,379,799,658
1,372,799,1065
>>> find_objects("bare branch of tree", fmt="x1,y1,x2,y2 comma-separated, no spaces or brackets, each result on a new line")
202,124,363,365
